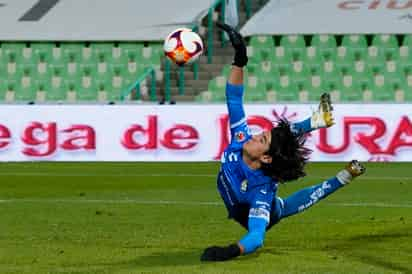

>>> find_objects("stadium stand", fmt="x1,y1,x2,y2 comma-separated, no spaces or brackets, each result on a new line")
197,1,412,103
1,0,411,104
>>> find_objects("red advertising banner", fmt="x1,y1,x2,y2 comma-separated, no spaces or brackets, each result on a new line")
0,104,411,162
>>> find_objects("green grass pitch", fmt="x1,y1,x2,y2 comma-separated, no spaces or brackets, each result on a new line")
0,162,411,274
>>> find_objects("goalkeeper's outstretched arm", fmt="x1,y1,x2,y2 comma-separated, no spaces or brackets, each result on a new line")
217,22,248,86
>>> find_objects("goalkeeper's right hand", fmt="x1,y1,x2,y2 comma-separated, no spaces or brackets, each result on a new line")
217,22,248,67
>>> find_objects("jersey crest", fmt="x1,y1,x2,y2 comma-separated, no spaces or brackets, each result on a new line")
235,131,246,142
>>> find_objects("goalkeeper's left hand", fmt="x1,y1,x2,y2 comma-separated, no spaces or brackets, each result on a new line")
200,244,241,261
216,22,248,68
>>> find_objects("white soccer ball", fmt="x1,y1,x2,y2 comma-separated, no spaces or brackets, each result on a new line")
164,28,204,66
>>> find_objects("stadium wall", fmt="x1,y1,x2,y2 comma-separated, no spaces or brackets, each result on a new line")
0,104,411,162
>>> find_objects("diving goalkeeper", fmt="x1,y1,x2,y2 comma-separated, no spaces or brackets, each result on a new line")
200,23,366,262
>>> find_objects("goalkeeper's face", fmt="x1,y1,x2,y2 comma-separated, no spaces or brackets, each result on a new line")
243,130,273,164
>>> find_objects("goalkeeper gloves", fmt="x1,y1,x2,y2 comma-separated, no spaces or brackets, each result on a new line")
200,243,241,261
216,22,248,67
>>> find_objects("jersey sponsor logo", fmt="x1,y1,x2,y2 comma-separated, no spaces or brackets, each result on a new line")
240,179,248,192
260,189,267,195
235,131,246,142
249,207,270,223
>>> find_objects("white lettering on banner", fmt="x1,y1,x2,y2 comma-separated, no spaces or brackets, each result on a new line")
240,0,412,36
338,0,412,10
0,104,410,161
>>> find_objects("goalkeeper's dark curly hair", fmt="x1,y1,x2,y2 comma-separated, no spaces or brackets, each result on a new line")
261,119,312,183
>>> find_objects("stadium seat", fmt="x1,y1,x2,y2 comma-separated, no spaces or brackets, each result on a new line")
90,42,115,61
339,76,363,102
335,47,355,75
270,76,300,102
270,47,292,72
61,42,85,64
2,42,31,63
280,35,306,61
304,47,323,72
14,79,37,103
342,34,368,61
258,61,280,85
31,42,55,65
372,34,398,48
208,76,226,101
248,35,275,61
366,46,386,74
142,43,162,67
310,34,337,61
44,80,67,102
118,42,143,62
370,74,395,101
0,78,6,101
243,75,266,102
372,34,399,61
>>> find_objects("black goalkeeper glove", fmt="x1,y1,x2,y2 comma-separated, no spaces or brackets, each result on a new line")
200,244,241,262
216,22,248,67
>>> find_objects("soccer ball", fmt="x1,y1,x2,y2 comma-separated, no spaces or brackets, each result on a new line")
164,28,204,66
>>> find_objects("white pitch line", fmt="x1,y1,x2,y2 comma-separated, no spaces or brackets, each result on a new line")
0,172,410,181
0,199,412,208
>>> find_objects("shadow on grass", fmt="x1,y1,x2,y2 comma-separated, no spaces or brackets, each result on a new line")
132,249,202,267
329,226,412,274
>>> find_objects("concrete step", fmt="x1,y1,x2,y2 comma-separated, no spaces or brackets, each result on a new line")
169,79,210,87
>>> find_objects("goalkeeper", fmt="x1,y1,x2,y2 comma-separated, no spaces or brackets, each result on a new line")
201,23,366,262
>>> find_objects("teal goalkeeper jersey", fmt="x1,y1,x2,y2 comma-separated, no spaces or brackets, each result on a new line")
218,82,278,223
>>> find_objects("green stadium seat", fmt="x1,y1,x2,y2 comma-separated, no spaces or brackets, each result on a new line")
243,76,266,102
290,62,310,81
304,47,323,72
61,42,85,63
269,47,293,73
398,46,412,75
310,34,337,61
342,34,368,49
372,34,399,61
90,42,115,61
141,43,162,67
31,42,55,64
342,34,368,61
280,35,306,61
118,42,143,62
0,78,6,101
335,47,355,75
371,74,395,101
372,34,398,48
403,34,412,47
258,62,280,85
208,76,226,101
402,84,412,101
45,82,67,102
2,42,32,64
366,46,386,75
384,63,404,86
339,76,363,102
14,80,37,102
250,35,275,49
248,35,275,62
272,76,300,102
104,76,123,101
